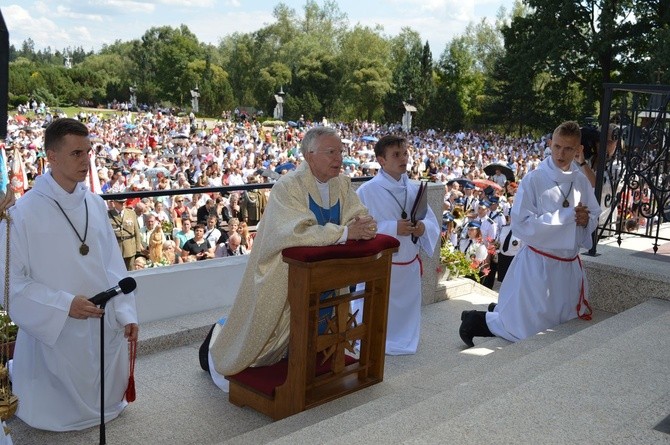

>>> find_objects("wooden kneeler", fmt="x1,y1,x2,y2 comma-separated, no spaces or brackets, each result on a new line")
227,234,400,420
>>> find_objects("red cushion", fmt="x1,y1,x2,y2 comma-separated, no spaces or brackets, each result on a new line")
282,234,399,262
227,354,358,398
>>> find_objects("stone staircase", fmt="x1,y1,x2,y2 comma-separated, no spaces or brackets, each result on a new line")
220,297,670,445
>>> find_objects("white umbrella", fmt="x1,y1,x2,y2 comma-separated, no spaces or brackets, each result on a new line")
361,161,381,170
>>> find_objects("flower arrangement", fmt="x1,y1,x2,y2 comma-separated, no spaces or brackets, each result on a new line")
437,238,482,283
147,257,172,268
161,220,173,235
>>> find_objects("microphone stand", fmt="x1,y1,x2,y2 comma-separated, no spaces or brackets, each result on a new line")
99,300,107,445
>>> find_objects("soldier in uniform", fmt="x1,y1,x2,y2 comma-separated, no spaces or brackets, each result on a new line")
239,176,268,226
108,199,143,270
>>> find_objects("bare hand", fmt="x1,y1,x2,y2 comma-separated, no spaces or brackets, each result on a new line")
347,215,377,240
397,219,425,237
69,295,105,319
124,323,139,342
575,202,590,227
0,192,16,216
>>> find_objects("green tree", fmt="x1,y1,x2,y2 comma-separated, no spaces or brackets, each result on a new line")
338,25,392,121
130,25,206,107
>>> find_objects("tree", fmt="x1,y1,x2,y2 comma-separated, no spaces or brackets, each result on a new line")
130,25,206,106
338,25,392,121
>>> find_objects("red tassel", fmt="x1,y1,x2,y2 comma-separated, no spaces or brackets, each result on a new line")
125,339,137,402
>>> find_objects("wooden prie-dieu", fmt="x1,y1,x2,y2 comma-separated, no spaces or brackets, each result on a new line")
227,234,399,420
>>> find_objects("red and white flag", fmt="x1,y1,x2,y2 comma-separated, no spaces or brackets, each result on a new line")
9,147,28,198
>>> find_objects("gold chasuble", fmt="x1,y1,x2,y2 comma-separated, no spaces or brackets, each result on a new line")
210,163,368,376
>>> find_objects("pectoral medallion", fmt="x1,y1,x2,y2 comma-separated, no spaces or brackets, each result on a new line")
562,199,570,208
80,243,90,256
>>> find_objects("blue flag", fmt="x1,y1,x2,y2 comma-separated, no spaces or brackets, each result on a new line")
0,149,8,194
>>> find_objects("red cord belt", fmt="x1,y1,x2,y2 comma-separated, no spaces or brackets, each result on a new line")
393,254,423,276
528,246,592,321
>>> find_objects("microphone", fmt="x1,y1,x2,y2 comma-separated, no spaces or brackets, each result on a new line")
89,277,137,306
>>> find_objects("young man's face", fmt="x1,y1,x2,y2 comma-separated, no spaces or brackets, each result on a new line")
551,133,582,171
47,134,92,192
378,143,409,180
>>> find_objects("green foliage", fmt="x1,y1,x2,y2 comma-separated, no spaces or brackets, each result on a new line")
0,311,18,344
439,241,481,283
6,1,668,131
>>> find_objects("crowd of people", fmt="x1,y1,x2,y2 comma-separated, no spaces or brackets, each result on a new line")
2,107,559,270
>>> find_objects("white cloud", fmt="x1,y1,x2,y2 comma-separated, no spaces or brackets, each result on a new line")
104,0,155,13
3,5,70,49
54,5,104,22
157,0,217,7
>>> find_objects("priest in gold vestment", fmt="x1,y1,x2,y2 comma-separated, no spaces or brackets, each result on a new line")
206,127,378,389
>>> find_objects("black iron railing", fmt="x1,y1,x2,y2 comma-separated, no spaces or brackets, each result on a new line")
591,83,670,255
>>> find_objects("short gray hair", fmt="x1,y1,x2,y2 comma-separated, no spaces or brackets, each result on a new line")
300,127,339,157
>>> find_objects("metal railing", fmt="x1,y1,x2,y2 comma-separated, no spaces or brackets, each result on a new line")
590,83,670,255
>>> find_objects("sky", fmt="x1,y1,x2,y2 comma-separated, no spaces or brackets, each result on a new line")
1,0,515,56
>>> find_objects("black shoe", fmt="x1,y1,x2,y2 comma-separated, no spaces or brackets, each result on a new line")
459,310,494,348
488,302,497,312
199,323,216,373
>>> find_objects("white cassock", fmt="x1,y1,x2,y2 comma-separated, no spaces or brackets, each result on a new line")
486,157,601,342
354,170,440,355
2,173,137,431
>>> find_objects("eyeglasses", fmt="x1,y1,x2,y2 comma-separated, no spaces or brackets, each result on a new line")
316,147,345,158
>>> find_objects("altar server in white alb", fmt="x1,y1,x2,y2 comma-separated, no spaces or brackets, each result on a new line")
2,118,139,431
355,135,440,355
459,121,600,347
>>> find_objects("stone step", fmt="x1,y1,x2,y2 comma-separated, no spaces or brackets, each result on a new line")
137,307,229,356
224,299,668,445
406,299,670,444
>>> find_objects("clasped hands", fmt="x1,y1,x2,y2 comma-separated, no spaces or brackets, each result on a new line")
574,202,590,227
347,215,378,240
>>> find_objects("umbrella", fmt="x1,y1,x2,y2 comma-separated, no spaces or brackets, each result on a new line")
287,121,298,127
361,136,378,143
124,123,137,130
447,178,474,189
275,162,296,174
357,148,375,156
361,161,381,170
342,157,360,167
145,167,170,178
483,163,515,182
172,133,189,139
472,179,503,191
260,168,281,180
121,147,143,155
341,138,354,145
